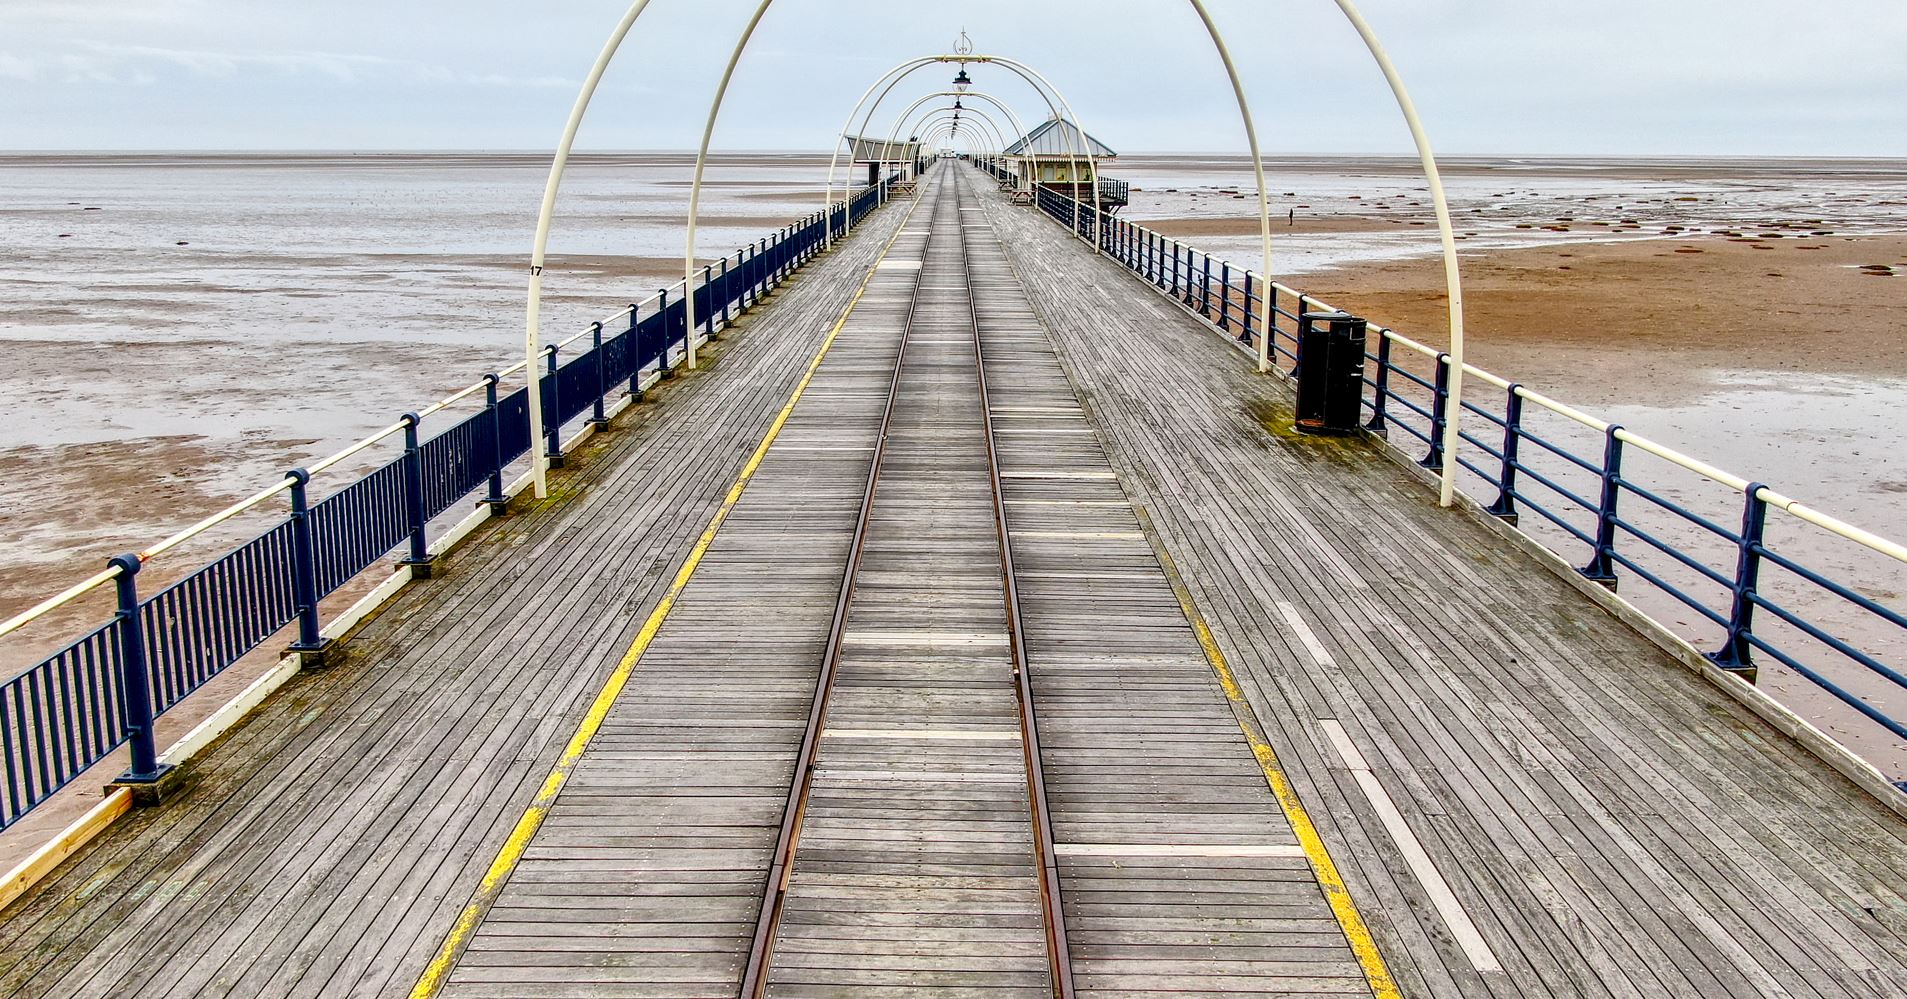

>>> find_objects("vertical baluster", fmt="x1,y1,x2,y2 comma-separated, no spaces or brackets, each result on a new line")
1486,385,1523,523
286,469,329,665
1709,484,1768,676
26,671,49,802
1422,353,1451,470
541,347,563,468
55,653,79,785
1580,426,1625,588
1171,242,1181,298
656,289,672,379
1201,256,1212,317
702,265,717,341
1291,296,1310,375
588,322,608,427
108,555,169,792
1242,271,1255,347
1367,333,1393,433
400,414,435,575
722,258,733,326
1,683,21,822
482,375,509,509
1218,262,1231,330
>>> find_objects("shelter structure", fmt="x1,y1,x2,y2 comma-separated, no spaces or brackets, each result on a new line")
844,133,923,188
1002,116,1128,209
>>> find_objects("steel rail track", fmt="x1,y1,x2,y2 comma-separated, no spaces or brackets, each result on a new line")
739,164,1074,998
955,169,1077,999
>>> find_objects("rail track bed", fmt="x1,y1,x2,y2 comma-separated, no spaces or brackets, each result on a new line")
434,166,1366,997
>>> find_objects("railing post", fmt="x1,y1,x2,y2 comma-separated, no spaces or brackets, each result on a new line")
282,468,332,670
1708,483,1768,678
656,289,672,379
588,323,608,427
1171,242,1181,298
540,347,564,470
722,258,733,326
1291,296,1309,375
482,374,509,510
1580,425,1624,589
1218,262,1232,331
702,265,717,342
736,245,751,308
399,413,435,577
1201,256,1213,318
1421,353,1451,470
1367,333,1392,433
624,306,646,402
1242,271,1255,347
1485,385,1523,523
107,553,170,793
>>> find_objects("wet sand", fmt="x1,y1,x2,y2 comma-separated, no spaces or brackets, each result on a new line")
1310,233,1907,388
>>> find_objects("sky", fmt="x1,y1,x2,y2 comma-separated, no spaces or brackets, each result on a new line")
1,0,1904,156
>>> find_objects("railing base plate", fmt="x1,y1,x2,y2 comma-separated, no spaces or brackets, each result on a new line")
287,638,335,671
109,763,181,808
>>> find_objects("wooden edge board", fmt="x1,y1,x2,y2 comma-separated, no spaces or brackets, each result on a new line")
0,789,133,914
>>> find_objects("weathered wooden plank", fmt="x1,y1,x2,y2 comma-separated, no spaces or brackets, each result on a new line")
971,160,1907,999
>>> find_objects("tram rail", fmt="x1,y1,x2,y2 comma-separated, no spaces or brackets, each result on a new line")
740,165,1074,997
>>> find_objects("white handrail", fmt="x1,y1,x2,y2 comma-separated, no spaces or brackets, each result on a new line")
0,568,123,642
1130,218,1907,570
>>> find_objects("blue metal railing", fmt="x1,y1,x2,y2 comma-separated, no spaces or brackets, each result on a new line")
0,175,898,830
1035,188,1907,753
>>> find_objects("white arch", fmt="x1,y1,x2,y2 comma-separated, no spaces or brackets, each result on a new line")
820,54,1097,250
917,123,987,157
682,0,775,371
1327,0,1467,506
686,42,1098,371
906,110,1008,157
874,91,1025,170
522,0,1466,508
873,89,1029,166
519,0,658,498
909,112,1006,162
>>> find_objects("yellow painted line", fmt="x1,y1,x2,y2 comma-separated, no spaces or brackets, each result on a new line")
409,198,922,999
1135,505,1402,999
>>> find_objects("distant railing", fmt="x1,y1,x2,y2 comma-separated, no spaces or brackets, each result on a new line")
0,176,898,830
1034,186,1907,757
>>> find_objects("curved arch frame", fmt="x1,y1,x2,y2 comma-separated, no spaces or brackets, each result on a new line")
907,111,1007,159
874,91,1025,171
916,124,988,160
872,89,1030,169
519,0,1466,515
820,54,1098,250
910,116,1004,166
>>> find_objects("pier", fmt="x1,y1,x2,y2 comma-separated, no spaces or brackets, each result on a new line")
2,157,1906,997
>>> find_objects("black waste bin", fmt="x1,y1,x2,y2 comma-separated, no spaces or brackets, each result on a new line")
1295,310,1367,435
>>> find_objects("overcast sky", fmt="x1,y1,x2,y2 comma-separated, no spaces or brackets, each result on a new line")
2,0,1903,156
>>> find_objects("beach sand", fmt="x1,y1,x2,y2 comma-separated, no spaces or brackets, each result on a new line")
1306,232,1907,400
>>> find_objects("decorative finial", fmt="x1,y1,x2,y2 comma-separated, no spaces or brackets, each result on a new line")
954,29,974,57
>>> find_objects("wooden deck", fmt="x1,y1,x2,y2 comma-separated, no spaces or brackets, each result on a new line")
0,195,912,998
2,160,1906,997
966,165,1907,997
